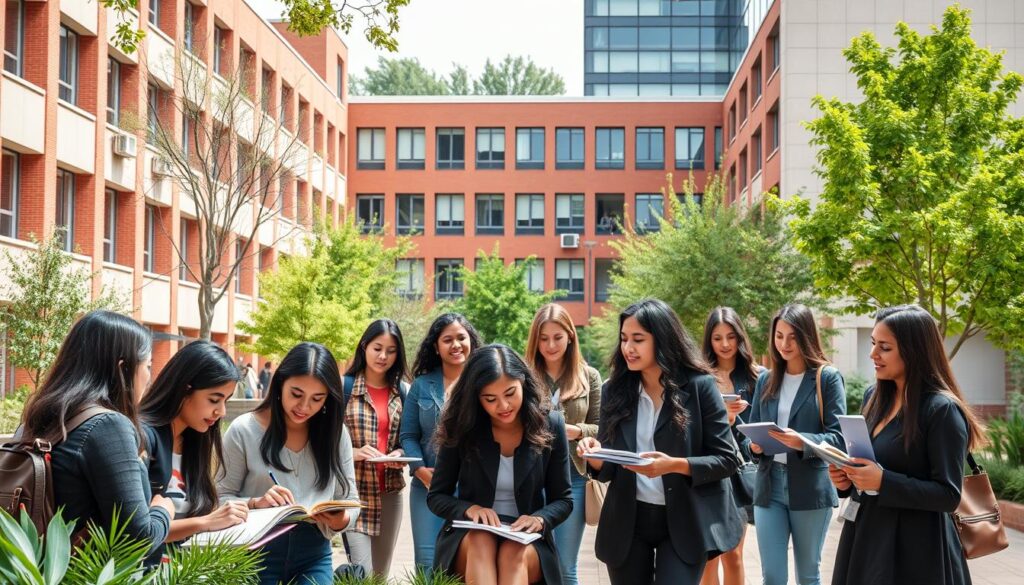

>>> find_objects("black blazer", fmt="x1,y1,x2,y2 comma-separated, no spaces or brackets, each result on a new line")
592,371,744,567
427,411,573,585
142,423,174,497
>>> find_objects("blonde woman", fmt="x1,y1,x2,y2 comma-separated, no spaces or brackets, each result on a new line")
524,303,602,585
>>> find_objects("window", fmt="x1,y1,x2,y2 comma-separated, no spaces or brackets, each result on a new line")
635,194,663,232
595,258,615,301
357,128,385,169
4,0,24,76
1,149,18,238
103,189,117,263
279,85,291,125
595,128,625,169
769,103,780,151
752,57,763,104
58,26,79,104
739,149,748,189
555,128,584,169
105,59,121,125
435,259,464,300
516,128,544,169
396,258,425,298
475,194,504,235
395,194,424,235
261,67,273,114
213,26,226,76
555,194,584,234
183,2,195,53
56,169,75,252
595,193,623,235
770,30,780,73
517,259,545,293
436,128,465,169
515,194,544,235
476,128,505,169
728,104,736,141
149,0,160,27
234,239,244,293
397,128,425,169
635,127,664,169
336,59,344,98
714,126,723,169
356,194,384,233
555,259,584,301
182,107,192,158
143,205,155,272
675,127,705,170
147,83,159,135
752,128,762,174
435,194,465,235
739,83,748,123
179,220,189,281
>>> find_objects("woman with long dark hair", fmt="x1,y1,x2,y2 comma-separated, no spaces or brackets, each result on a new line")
578,299,743,584
699,306,761,585
746,304,846,585
218,342,358,585
523,303,601,585
830,305,985,585
428,344,572,585
20,310,174,556
399,313,484,571
343,319,410,577
139,340,247,551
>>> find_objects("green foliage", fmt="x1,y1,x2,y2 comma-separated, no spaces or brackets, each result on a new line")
159,542,262,583
239,218,411,362
350,57,454,96
844,374,872,414
0,232,123,388
588,174,821,360
0,386,29,434
977,456,1024,504
332,568,465,584
988,393,1024,467
456,247,563,351
350,55,566,96
473,56,566,95
381,295,455,365
789,5,1024,358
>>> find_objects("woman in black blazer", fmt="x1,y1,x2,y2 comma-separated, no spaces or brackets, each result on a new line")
829,305,985,585
427,344,572,585
578,298,743,585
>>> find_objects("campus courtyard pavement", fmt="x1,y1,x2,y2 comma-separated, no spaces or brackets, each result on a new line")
334,488,1024,584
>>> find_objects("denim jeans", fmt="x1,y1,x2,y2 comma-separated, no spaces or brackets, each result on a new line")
753,463,832,585
553,468,587,585
409,481,446,573
257,522,333,585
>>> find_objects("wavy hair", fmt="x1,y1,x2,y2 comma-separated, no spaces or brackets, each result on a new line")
761,304,829,402
411,313,483,377
524,303,588,402
702,306,761,389
345,319,409,391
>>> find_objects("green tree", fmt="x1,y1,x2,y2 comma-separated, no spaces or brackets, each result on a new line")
350,57,452,96
473,56,566,96
587,174,820,359
238,219,410,361
457,248,563,351
0,232,123,389
790,5,1024,357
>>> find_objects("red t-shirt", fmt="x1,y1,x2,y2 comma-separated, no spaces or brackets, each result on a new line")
367,384,392,491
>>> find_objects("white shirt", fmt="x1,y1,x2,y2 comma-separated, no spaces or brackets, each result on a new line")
774,372,805,464
166,452,191,516
493,455,519,517
635,385,666,505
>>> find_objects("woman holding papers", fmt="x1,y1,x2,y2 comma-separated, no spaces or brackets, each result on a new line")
427,344,572,585
829,305,984,585
343,319,411,577
524,303,602,585
746,304,846,585
400,313,484,571
219,342,359,585
578,298,743,585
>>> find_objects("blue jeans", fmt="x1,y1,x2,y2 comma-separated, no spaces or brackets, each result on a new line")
753,463,832,585
553,468,587,585
409,480,446,573
257,522,333,585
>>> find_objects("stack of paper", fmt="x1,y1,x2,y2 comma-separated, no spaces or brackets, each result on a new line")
451,520,542,544
581,448,653,466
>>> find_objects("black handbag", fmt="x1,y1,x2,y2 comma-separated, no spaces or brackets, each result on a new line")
730,431,757,507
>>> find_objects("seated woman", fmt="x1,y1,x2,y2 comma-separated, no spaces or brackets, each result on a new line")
427,344,573,585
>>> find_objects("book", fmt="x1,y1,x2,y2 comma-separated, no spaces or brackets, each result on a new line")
451,520,542,545
183,500,363,547
735,422,794,455
367,455,423,463
581,448,653,466
838,415,877,462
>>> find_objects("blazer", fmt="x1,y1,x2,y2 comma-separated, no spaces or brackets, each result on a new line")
399,369,445,483
747,365,846,510
142,423,174,498
427,411,573,585
592,371,744,567
543,365,602,475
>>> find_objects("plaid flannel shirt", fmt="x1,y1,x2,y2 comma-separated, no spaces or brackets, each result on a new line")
344,374,406,536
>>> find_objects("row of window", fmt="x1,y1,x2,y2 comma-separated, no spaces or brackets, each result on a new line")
586,0,745,17
358,126,712,171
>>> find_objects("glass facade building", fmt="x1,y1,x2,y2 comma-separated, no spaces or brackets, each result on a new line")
584,0,772,97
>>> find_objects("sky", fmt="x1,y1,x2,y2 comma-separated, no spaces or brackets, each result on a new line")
247,0,586,95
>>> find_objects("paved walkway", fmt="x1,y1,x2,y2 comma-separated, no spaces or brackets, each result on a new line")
335,490,1023,584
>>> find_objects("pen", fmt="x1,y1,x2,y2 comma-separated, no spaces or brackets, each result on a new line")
268,470,280,486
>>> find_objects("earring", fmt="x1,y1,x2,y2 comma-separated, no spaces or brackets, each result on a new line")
321,405,327,414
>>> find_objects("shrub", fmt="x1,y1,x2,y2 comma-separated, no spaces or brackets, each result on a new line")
844,374,871,415
0,386,30,435
978,456,1024,504
987,392,1024,467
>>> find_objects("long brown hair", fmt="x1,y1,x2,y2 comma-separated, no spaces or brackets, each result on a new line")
864,305,986,452
702,306,760,387
524,303,588,402
761,304,829,401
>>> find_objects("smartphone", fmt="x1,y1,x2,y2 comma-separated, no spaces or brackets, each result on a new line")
722,394,742,402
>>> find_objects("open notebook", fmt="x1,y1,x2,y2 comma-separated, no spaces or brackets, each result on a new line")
184,500,363,548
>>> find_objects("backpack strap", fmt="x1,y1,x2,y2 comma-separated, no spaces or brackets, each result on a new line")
343,376,355,403
63,405,116,441
815,366,825,427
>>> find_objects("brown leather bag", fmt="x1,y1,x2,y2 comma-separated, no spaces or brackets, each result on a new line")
954,453,1009,559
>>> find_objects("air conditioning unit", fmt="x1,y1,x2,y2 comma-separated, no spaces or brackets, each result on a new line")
112,133,137,158
560,233,580,249
151,157,174,177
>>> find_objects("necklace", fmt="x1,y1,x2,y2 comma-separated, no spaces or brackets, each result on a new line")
284,448,304,477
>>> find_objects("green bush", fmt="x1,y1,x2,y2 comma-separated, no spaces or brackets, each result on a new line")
977,456,1024,504
844,374,871,415
987,393,1024,466
0,386,30,435
333,568,465,584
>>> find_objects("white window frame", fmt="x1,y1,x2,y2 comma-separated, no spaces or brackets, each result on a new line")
397,128,426,168
357,128,385,168
435,194,465,232
555,194,585,233
515,193,544,233
103,189,117,263
555,259,585,300
58,26,79,104
143,205,155,273
1,149,20,239
396,258,425,297
106,58,121,126
56,169,75,252
4,0,25,76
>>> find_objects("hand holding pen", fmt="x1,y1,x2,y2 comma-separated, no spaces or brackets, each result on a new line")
247,470,296,509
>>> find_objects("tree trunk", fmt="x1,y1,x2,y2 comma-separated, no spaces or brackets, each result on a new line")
199,283,215,341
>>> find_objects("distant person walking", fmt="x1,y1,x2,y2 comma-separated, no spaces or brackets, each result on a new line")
258,361,273,398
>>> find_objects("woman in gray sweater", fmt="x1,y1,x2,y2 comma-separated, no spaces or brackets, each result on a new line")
219,342,359,585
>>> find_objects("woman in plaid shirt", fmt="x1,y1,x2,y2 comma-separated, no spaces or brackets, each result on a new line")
343,319,411,577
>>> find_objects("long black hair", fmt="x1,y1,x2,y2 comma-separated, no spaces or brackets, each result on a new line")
435,344,553,456
139,341,240,517
702,306,760,387
344,319,409,390
601,298,711,443
864,305,986,452
412,313,483,377
761,304,829,402
255,342,348,492
23,310,152,443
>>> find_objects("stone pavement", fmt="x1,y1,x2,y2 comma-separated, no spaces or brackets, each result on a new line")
334,489,1024,584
